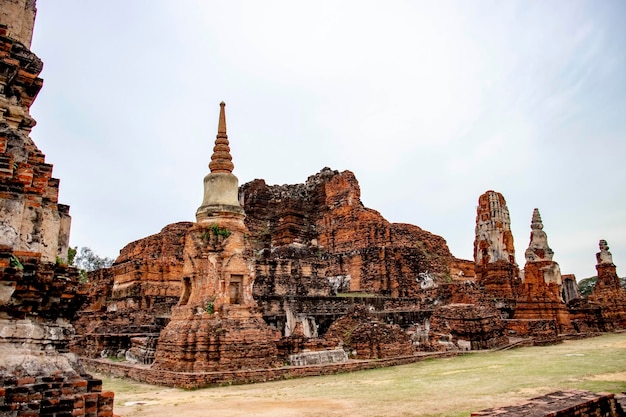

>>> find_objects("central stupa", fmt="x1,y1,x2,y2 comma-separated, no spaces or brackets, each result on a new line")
152,102,280,372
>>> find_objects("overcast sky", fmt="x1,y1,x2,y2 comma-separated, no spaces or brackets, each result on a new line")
28,1,626,280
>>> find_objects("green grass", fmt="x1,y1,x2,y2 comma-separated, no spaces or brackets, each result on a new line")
100,332,626,417
335,292,376,298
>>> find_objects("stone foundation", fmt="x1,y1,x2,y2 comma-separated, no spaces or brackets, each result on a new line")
83,350,461,389
472,390,625,417
287,348,347,366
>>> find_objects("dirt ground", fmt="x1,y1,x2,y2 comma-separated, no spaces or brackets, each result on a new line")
103,333,626,417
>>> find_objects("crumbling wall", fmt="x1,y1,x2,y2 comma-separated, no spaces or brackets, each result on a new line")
241,168,454,297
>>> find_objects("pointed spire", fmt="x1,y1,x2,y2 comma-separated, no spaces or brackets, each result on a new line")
525,208,554,262
530,208,543,230
209,101,234,173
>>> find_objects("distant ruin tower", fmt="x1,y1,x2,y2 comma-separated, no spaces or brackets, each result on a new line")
474,191,516,266
473,191,519,302
153,103,280,373
593,240,622,291
196,101,245,224
524,208,561,286
596,239,614,266
513,208,572,334
587,240,626,328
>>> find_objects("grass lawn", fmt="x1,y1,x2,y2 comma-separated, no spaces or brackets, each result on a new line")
101,332,626,417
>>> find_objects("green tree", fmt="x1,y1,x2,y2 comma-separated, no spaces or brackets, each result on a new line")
577,276,597,297
73,246,114,271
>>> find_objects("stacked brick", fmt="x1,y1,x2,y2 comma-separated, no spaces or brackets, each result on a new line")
72,222,193,359
511,208,573,337
586,240,626,329
0,1,116,415
429,303,508,350
324,305,413,359
153,313,281,372
472,390,624,417
473,191,520,301
0,374,113,417
241,167,454,298
0,23,71,265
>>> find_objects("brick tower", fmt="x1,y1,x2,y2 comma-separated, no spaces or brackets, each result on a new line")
0,1,114,415
152,103,280,373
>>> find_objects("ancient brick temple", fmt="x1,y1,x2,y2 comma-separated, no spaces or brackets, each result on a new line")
151,102,281,372
0,1,114,415
509,208,573,338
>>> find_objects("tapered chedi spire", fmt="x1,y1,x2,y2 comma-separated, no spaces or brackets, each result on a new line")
523,208,561,286
209,101,234,173
524,208,555,263
196,102,244,223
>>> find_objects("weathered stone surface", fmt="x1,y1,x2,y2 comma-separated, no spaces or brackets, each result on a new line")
472,390,622,417
154,310,281,372
0,0,36,48
473,191,519,301
152,102,281,373
151,223,282,372
0,22,70,265
524,208,561,285
71,223,192,359
287,348,348,366
242,168,454,298
513,209,572,336
324,305,413,359
450,257,476,281
0,4,114,415
429,303,508,350
561,274,581,304
474,191,516,267
110,222,192,317
586,240,626,330
197,102,243,221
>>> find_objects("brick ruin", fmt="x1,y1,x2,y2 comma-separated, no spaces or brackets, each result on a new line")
70,102,626,390
150,102,282,373
472,390,626,417
1,2,625,414
0,1,114,416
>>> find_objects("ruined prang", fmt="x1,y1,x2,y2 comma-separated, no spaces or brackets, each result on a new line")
0,1,114,415
586,240,626,328
473,191,519,304
511,208,572,338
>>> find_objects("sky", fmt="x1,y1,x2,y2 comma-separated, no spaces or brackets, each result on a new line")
27,1,626,280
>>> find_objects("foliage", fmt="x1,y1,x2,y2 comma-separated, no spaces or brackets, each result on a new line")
71,246,114,283
67,246,77,265
578,276,597,297
78,270,89,284
201,224,231,243
336,292,375,298
210,223,231,238
9,255,23,270
73,246,114,272
204,297,216,314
